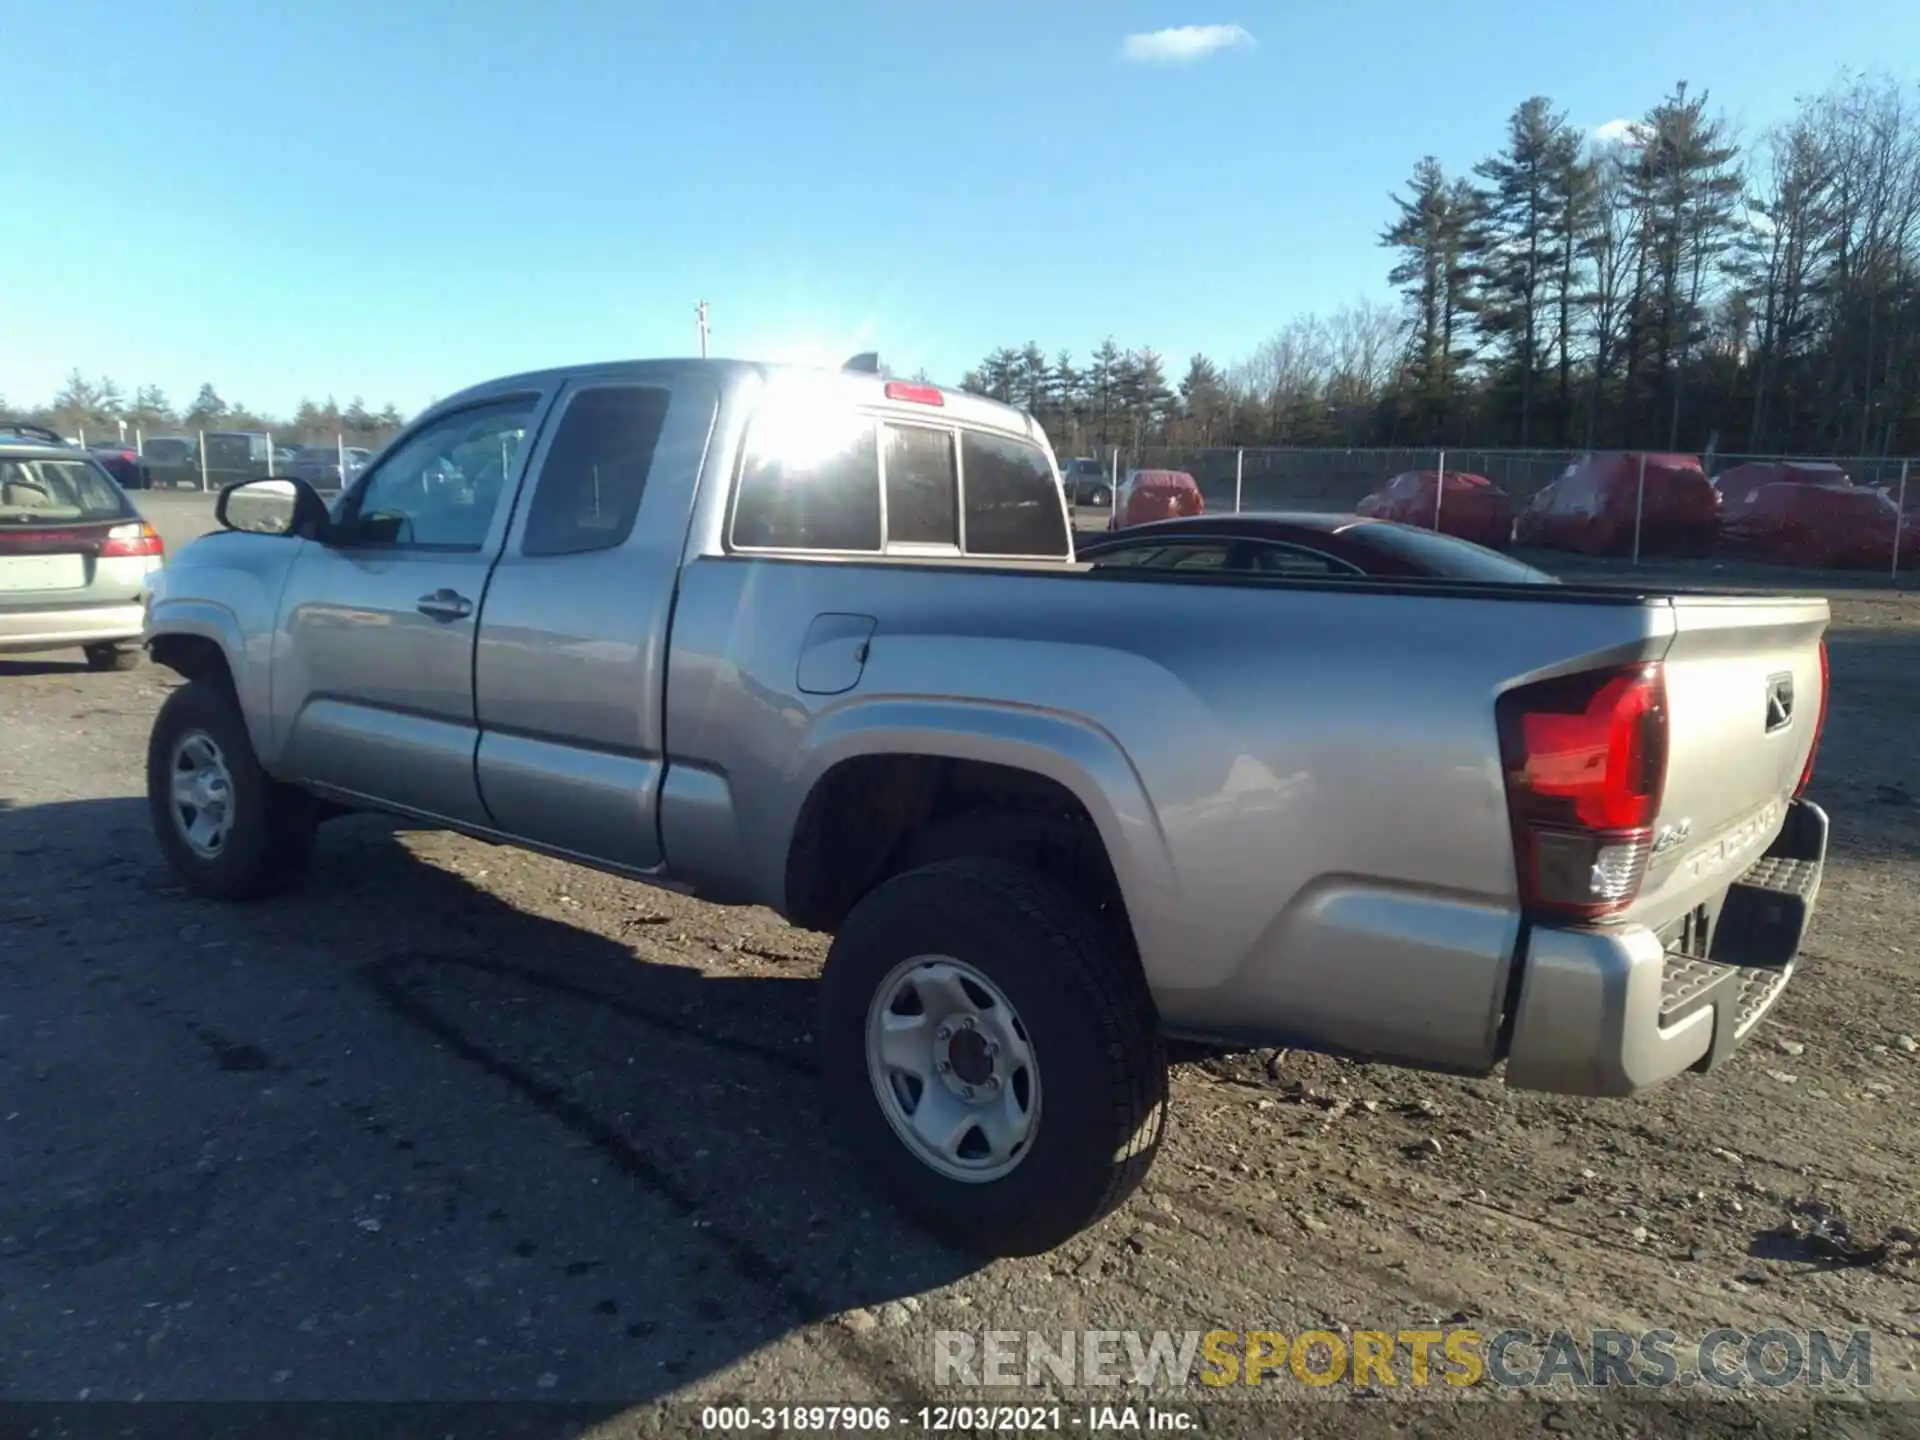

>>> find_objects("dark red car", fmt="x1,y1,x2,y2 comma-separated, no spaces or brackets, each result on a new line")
1355,469,1516,550
1110,469,1205,530
1074,512,1558,583
89,443,153,490
1515,452,1718,557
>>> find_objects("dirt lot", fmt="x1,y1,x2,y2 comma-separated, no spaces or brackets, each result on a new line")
3,500,1919,1434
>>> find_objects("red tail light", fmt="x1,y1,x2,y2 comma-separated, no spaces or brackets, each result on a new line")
883,382,944,407
100,522,165,558
1496,663,1669,921
1795,639,1829,797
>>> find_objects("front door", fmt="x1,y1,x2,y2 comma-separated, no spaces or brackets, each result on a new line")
271,391,550,825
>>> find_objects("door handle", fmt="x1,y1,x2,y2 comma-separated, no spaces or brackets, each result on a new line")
416,589,474,621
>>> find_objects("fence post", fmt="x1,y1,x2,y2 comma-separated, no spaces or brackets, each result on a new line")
1894,459,1912,582
1234,448,1244,513
135,427,143,456
199,429,209,492
78,424,87,448
266,431,275,472
1433,450,1446,532
1109,449,1119,527
1632,452,1647,566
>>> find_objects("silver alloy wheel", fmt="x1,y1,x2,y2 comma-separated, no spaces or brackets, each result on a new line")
865,954,1040,1183
169,730,235,859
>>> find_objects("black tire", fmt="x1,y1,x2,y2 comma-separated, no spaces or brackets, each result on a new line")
147,680,319,901
1089,484,1112,508
819,857,1167,1256
84,643,143,672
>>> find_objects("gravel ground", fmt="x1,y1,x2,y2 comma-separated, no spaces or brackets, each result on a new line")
3,495,1919,1435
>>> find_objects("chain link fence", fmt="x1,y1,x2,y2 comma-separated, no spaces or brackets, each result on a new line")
1115,446,1916,514
1091,445,1917,576
59,426,392,492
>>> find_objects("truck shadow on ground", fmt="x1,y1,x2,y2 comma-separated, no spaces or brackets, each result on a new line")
0,656,92,677
0,799,982,1409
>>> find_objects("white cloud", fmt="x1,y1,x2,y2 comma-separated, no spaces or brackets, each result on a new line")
1592,117,1647,146
1120,23,1254,65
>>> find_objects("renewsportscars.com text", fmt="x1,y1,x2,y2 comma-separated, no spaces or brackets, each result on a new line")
933,1328,1874,1391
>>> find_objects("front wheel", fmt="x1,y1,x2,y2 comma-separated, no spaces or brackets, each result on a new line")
147,680,319,900
819,857,1167,1256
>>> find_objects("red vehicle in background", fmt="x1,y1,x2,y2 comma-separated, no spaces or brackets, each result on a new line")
89,443,153,490
1110,469,1204,530
1515,452,1717,557
1355,469,1515,550
1719,481,1915,569
1714,460,1849,509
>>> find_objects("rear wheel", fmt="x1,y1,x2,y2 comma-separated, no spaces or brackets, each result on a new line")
147,680,319,900
819,857,1167,1256
84,643,142,672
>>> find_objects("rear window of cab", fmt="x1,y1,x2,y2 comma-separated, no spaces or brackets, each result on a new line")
729,408,1070,559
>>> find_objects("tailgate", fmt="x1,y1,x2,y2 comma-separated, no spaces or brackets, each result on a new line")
1630,594,1829,927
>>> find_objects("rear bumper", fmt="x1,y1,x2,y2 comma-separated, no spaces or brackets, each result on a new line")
1504,799,1828,1097
0,601,147,654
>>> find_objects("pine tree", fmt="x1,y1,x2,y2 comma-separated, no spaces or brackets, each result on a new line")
184,383,228,429
1473,98,1582,445
1381,158,1481,438
1086,338,1123,447
1628,83,1744,447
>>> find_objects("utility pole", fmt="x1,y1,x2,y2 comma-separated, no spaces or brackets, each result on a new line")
696,301,710,359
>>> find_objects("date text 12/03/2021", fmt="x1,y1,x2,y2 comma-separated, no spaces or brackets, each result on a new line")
698,1405,1196,1432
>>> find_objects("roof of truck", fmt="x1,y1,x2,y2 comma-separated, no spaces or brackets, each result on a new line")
434,357,1039,440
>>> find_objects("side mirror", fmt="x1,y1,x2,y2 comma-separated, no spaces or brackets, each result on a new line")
215,476,329,538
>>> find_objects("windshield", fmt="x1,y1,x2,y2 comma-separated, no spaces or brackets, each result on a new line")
1345,522,1558,583
0,458,134,524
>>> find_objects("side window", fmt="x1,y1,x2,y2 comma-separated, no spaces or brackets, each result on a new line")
882,423,958,546
1086,544,1165,568
1111,541,1231,572
522,386,671,557
960,431,1070,557
1247,543,1355,576
348,396,537,550
731,408,879,551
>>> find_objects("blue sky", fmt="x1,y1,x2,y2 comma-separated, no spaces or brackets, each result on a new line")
3,0,1915,419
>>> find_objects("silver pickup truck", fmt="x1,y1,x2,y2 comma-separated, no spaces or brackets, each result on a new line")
141,359,1832,1257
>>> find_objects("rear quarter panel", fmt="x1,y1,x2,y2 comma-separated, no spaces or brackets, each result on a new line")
662,556,1675,1072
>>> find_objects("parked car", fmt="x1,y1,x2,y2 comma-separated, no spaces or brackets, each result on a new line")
0,422,153,491
1714,461,1850,510
141,436,203,488
1060,456,1112,507
1,432,166,669
285,444,371,492
1355,469,1515,550
1111,468,1204,529
201,431,274,490
142,357,1832,1258
1719,480,1915,569
1075,513,1558,582
90,442,153,490
1516,453,1718,557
